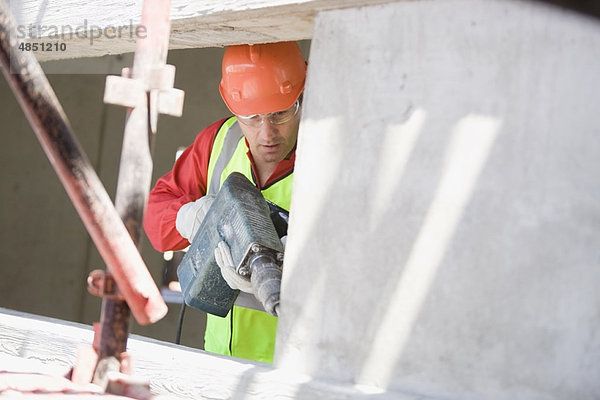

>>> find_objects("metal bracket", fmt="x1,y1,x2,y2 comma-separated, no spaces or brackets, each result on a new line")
87,269,124,300
103,64,185,134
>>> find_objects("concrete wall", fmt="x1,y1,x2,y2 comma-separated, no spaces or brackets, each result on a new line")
277,1,600,399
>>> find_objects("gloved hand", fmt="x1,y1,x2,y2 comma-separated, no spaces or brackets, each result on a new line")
175,195,215,241
214,241,253,293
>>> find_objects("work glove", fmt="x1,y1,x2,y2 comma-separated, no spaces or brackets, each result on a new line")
215,236,287,293
214,241,253,293
175,195,215,242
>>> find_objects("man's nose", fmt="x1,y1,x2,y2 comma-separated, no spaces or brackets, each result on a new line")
258,119,278,140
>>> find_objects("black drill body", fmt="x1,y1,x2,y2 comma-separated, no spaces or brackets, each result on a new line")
177,172,284,317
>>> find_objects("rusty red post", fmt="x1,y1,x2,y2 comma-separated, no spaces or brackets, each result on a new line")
0,1,167,327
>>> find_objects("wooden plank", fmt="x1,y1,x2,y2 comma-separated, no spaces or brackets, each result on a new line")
0,308,419,399
8,0,401,61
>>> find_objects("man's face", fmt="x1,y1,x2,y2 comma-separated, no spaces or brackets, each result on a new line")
237,103,300,166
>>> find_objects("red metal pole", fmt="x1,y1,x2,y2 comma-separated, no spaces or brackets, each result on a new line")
0,1,167,327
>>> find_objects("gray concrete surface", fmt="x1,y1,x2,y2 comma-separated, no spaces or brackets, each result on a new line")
11,0,390,61
276,1,600,399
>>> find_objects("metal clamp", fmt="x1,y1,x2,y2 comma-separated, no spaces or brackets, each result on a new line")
87,270,124,300
103,64,185,134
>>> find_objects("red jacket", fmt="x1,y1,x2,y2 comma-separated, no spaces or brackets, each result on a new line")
143,118,295,252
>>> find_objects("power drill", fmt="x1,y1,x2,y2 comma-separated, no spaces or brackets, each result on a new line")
177,172,285,317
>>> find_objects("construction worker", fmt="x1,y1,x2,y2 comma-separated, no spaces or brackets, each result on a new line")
143,41,306,363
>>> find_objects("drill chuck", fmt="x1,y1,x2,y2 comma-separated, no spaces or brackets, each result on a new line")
249,253,283,316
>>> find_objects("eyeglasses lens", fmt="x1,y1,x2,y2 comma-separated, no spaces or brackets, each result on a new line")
237,101,299,127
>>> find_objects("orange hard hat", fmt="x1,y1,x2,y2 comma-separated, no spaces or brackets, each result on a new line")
219,41,307,116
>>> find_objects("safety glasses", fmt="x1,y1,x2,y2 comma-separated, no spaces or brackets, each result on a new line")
236,100,300,128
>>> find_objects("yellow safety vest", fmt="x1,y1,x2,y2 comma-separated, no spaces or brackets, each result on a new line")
203,116,293,363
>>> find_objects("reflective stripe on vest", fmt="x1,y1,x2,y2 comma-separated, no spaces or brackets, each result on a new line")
203,116,293,363
206,117,242,196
